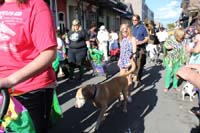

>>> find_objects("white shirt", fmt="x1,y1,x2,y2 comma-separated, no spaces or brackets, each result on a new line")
57,37,65,61
156,30,168,42
109,32,118,43
97,30,109,44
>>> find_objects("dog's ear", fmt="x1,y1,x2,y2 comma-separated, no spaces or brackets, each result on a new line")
82,85,95,100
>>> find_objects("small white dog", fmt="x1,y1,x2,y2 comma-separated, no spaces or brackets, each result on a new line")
182,82,196,101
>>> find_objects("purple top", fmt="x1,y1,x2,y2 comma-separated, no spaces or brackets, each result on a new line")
118,38,133,69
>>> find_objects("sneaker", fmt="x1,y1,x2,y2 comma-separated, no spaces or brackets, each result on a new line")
163,88,168,93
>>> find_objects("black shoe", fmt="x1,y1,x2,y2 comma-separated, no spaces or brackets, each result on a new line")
190,107,200,117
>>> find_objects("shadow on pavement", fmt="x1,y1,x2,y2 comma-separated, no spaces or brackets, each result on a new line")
90,64,161,133
49,62,162,133
190,113,200,133
190,126,200,133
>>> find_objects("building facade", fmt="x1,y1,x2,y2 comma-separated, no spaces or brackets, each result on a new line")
48,0,133,33
124,0,154,22
180,0,200,28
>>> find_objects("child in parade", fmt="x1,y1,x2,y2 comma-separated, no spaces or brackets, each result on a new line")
118,23,137,102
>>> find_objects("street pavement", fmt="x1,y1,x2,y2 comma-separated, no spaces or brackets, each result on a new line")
49,58,200,133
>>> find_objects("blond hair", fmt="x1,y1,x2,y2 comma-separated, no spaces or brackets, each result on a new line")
174,28,185,42
71,19,82,32
119,23,133,43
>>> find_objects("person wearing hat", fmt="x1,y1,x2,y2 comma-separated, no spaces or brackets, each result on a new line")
67,19,90,81
97,25,110,62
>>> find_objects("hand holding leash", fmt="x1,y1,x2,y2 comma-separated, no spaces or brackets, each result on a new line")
0,88,10,121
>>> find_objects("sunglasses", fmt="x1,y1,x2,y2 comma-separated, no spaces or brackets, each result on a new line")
132,19,138,21
73,24,79,26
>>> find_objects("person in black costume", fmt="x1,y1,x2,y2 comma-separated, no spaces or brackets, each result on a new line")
68,19,90,81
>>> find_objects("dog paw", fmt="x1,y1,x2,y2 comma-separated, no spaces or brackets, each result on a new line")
119,94,124,101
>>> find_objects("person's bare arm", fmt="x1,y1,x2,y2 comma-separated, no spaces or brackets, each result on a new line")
0,47,57,88
177,66,200,89
136,36,149,45
190,40,200,53
131,37,137,57
86,40,90,48
185,64,200,72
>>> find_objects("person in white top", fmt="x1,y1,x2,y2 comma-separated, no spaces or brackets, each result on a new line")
109,29,119,51
156,27,168,53
97,25,110,62
56,30,69,79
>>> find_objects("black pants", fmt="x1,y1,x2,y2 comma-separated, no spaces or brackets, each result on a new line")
134,48,146,81
14,88,54,133
68,48,87,78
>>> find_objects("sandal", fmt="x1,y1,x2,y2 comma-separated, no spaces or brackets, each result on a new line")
176,88,181,92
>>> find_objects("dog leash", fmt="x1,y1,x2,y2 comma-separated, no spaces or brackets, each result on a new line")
97,54,136,85
98,55,135,84
98,69,119,84
91,84,98,99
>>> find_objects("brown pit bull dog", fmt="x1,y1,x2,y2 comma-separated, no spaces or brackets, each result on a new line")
75,57,136,132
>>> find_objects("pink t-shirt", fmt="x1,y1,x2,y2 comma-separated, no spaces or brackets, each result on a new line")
0,0,57,94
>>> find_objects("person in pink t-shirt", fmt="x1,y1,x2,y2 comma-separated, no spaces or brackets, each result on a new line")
0,0,57,132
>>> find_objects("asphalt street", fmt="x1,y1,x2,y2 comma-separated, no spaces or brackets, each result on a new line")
49,59,200,133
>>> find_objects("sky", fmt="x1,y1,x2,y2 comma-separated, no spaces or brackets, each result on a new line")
146,0,182,28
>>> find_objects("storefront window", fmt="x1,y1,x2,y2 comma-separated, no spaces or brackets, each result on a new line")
86,11,97,29
58,12,65,33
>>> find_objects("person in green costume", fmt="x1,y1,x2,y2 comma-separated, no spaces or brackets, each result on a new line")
89,48,104,65
89,47,106,76
163,28,189,92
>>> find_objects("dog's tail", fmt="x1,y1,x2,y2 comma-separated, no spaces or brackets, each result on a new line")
119,56,136,77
